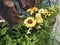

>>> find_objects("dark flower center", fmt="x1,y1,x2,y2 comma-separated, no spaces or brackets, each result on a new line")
28,19,33,24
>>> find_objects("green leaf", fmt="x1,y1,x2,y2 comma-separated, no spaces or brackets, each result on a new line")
6,41,17,45
2,22,7,27
17,37,22,43
0,27,8,35
23,41,26,45
25,35,30,41
4,35,12,41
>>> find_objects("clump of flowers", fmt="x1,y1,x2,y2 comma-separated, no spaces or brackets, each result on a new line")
24,8,45,29
48,4,58,15
25,7,51,28
38,9,51,17
23,5,58,34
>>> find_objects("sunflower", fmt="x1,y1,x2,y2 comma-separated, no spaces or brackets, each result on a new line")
38,9,44,14
27,7,38,15
43,10,48,17
24,17,36,28
35,13,43,24
47,12,51,16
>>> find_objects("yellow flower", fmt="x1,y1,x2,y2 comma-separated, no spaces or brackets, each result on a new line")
30,11,34,15
27,7,38,15
33,7,38,11
36,18,43,24
44,10,51,17
47,12,51,16
38,9,44,14
44,10,48,16
35,13,43,24
27,9,31,12
35,13,42,19
24,17,36,28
